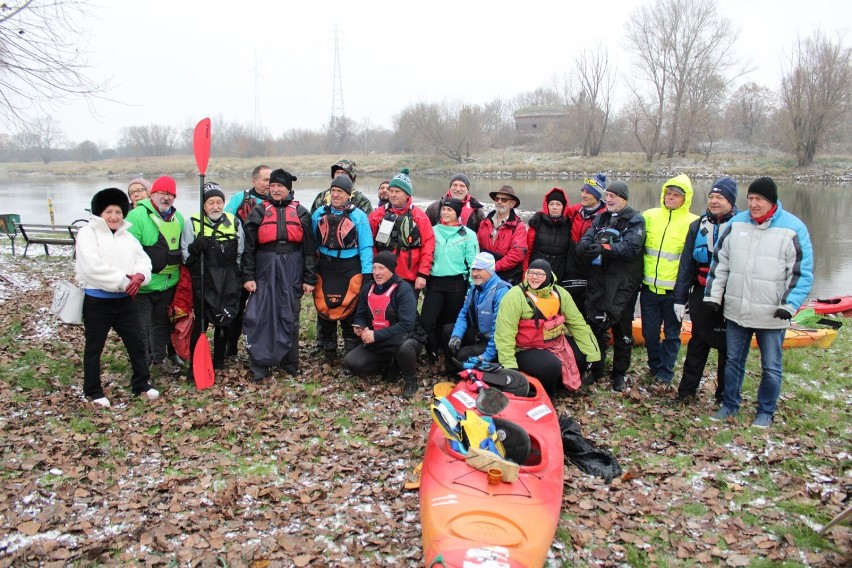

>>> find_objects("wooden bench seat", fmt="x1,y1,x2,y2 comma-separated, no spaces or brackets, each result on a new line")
18,224,79,257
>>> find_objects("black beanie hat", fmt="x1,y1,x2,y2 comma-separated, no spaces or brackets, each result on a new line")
270,168,297,190
528,258,554,288
91,187,130,218
441,197,464,219
748,176,778,205
545,188,567,207
331,174,354,195
606,181,629,200
202,182,226,204
449,173,470,189
373,250,397,273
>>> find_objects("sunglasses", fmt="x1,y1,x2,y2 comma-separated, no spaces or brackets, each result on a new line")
493,196,514,203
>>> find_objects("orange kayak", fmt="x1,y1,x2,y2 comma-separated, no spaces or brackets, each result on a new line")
629,318,837,349
420,375,563,567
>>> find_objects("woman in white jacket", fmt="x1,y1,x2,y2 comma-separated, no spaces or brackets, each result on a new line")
75,188,158,407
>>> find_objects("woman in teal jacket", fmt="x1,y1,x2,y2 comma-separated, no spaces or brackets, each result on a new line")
420,197,479,371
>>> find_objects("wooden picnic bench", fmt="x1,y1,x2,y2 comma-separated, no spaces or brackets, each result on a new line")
18,223,79,257
0,213,19,255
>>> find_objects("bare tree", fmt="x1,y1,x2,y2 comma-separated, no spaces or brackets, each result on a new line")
393,101,484,163
780,30,852,166
625,0,738,160
575,46,616,156
0,1,107,130
724,82,775,144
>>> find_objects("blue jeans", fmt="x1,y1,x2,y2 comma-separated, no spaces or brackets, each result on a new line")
722,321,785,416
640,287,681,383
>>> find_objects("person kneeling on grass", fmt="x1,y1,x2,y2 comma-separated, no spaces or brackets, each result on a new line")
343,251,424,399
493,259,601,396
75,187,159,406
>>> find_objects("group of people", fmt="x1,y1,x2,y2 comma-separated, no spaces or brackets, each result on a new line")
76,163,813,428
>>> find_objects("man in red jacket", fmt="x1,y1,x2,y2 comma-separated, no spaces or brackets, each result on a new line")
476,185,527,285
368,168,435,296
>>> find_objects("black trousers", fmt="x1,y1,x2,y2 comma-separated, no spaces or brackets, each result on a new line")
441,323,488,371
135,287,175,364
516,349,563,395
589,289,639,379
317,314,359,354
343,338,422,380
83,295,152,398
420,275,468,357
678,285,727,400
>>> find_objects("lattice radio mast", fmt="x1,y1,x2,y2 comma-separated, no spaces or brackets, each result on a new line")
330,26,345,125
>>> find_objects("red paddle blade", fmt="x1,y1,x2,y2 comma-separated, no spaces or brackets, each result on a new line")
193,118,211,175
192,334,215,390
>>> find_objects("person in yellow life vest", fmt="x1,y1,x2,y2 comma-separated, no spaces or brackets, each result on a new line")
126,175,185,375
641,173,698,388
493,259,600,395
181,182,244,375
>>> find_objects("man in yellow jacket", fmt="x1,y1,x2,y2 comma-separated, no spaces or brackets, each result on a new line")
641,174,698,387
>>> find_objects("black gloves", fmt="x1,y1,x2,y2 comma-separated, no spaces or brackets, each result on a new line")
705,301,721,313
188,236,209,255
447,336,462,355
774,308,793,320
584,244,603,258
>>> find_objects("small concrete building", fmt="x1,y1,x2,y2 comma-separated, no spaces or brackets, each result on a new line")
513,105,569,135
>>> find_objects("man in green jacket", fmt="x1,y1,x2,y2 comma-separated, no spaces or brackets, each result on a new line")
641,174,698,387
126,175,186,375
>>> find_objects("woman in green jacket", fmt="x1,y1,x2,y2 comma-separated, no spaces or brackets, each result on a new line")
494,259,600,394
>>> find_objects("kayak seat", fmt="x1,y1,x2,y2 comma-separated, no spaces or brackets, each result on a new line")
493,418,532,465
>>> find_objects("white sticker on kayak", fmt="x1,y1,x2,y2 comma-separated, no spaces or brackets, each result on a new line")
527,404,552,421
463,545,511,567
452,390,477,409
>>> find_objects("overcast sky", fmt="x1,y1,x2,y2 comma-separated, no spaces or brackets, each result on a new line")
39,0,852,146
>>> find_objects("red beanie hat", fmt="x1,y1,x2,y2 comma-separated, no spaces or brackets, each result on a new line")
151,175,177,197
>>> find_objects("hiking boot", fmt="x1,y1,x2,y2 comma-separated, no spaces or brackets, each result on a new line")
91,397,111,408
651,377,673,395
674,392,696,405
157,358,181,376
750,413,772,429
709,406,738,422
402,377,418,399
582,372,601,388
169,353,186,368
611,374,626,392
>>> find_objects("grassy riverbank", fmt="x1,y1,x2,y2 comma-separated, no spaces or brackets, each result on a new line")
0,253,849,566
2,150,852,182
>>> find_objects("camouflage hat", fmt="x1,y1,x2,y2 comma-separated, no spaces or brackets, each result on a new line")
331,159,357,182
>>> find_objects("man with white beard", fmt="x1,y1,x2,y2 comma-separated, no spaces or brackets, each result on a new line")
181,183,244,376
126,175,186,375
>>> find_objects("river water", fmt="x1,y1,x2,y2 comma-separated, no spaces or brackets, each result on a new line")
1,174,848,297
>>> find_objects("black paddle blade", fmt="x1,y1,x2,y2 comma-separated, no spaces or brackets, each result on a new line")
476,388,508,415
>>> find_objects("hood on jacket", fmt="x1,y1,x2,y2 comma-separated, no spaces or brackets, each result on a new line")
660,173,694,211
540,187,570,219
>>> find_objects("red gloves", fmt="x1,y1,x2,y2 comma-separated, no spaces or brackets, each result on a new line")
126,273,145,299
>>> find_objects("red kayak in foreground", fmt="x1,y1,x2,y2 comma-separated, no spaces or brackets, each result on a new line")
420,376,563,568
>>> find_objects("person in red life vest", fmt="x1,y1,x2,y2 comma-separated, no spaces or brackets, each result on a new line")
368,168,435,296
311,174,374,359
672,177,738,405
493,259,600,396
424,173,486,233
343,251,423,399
241,168,317,382
563,174,607,314
525,187,573,282
181,182,245,375
223,164,271,358
476,185,527,285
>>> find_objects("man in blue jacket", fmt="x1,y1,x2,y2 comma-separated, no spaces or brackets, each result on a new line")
445,252,511,372
705,177,813,429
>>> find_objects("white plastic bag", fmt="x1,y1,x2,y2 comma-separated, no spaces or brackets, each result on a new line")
50,280,84,325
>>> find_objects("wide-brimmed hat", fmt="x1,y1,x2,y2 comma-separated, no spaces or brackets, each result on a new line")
488,185,520,208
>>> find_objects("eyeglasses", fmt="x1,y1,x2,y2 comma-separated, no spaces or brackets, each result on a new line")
493,196,513,203
527,270,547,277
